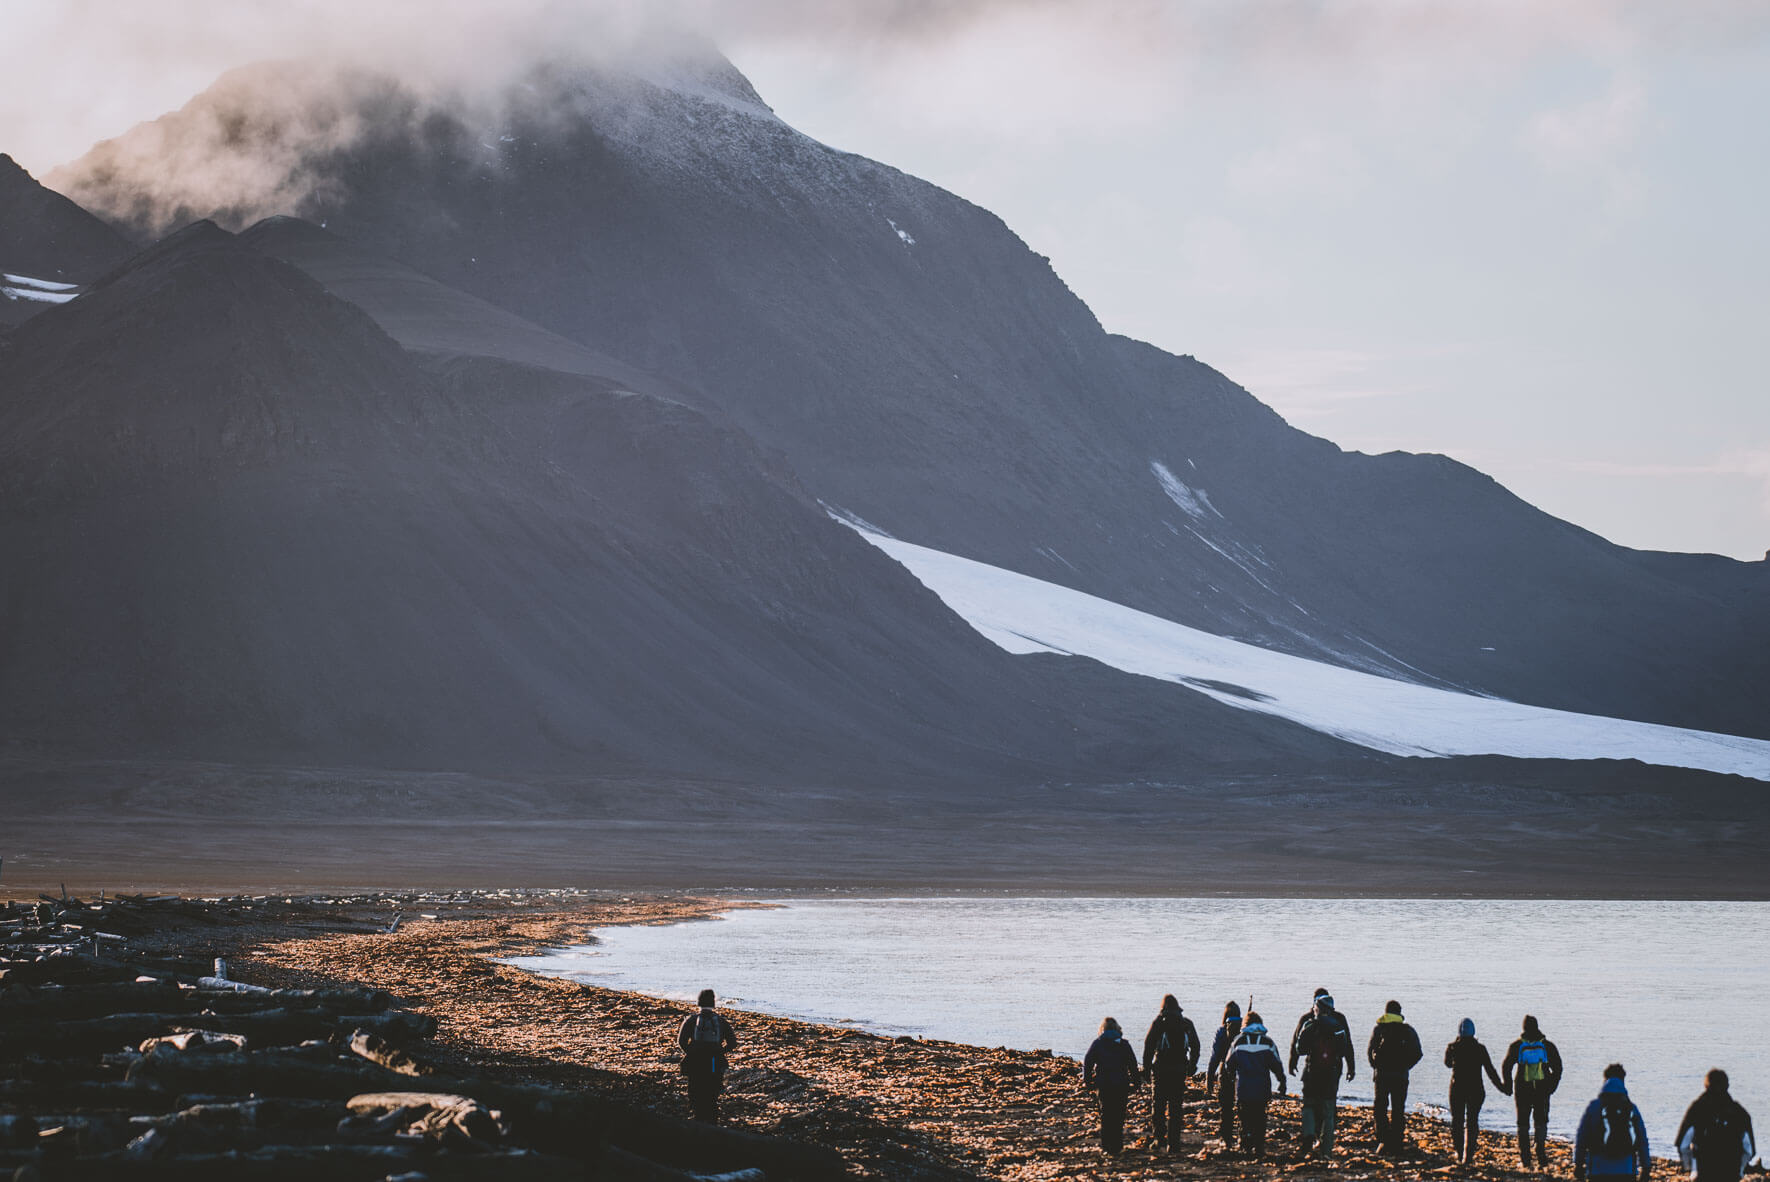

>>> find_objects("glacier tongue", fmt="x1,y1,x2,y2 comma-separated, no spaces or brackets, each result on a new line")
853,528,1770,782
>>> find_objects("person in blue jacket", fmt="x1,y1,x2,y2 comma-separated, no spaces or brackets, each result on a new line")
1223,1010,1288,1161
1574,1064,1650,1182
1082,1016,1142,1156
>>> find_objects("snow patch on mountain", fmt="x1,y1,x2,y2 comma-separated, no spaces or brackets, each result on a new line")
2,272,80,304
4,273,79,292
851,528,1770,782
1152,460,1219,521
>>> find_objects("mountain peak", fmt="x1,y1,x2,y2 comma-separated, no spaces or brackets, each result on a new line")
0,149,132,284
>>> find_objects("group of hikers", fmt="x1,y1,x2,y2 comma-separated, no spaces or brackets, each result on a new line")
674,987,1757,1180
1080,989,1756,1180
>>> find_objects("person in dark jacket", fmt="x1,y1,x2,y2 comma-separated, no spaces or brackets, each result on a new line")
1290,990,1355,1158
1223,1011,1288,1161
677,988,738,1123
1367,999,1424,1154
1574,1064,1649,1182
1444,1018,1509,1164
1206,1001,1245,1146
1142,995,1201,1151
1083,1016,1141,1156
1502,1015,1565,1169
1676,1069,1757,1182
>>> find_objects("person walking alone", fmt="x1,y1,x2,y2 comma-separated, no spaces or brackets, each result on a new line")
1444,1018,1509,1165
1083,1017,1141,1157
1290,990,1356,1159
1223,1011,1288,1162
1676,1070,1757,1182
677,988,738,1123
1503,1015,1564,1170
1206,1001,1245,1147
1367,1000,1423,1155
1573,1064,1650,1182
1142,995,1200,1152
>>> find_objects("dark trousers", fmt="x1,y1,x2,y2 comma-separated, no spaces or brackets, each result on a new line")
1373,1073,1409,1150
687,1072,723,1122
1300,1089,1340,1155
1515,1082,1551,1166
1152,1073,1188,1146
1450,1087,1484,1162
1238,1095,1271,1158
1097,1085,1130,1155
1216,1073,1238,1143
1693,1148,1749,1182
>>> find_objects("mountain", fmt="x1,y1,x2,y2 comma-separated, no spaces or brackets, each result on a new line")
51,55,1770,740
0,218,1361,780
0,153,132,325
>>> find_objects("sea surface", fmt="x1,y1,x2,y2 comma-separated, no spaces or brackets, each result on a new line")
510,897,1768,1149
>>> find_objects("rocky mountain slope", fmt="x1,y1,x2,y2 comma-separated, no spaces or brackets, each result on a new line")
50,54,1769,739
0,219,1360,780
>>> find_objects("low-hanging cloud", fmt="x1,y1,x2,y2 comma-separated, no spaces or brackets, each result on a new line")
14,0,1770,175
15,0,1770,262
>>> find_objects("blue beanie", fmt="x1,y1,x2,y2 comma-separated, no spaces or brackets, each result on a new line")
1459,1018,1475,1037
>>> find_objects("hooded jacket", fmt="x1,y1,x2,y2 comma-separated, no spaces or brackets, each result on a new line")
1575,1078,1650,1179
1084,1029,1140,1091
1224,1023,1287,1102
1368,1012,1423,1077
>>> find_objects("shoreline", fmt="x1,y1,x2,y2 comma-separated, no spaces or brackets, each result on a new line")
5,873,1763,905
232,893,1686,1179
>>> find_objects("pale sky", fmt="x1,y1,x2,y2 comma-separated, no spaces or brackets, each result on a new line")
7,1,1769,559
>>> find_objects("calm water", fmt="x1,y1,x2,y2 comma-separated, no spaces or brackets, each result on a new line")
510,897,1769,1148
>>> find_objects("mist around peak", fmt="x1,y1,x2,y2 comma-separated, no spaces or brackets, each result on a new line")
48,35,781,240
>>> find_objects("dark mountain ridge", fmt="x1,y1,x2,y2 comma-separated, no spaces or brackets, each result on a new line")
0,218,1362,780
0,153,131,282
47,55,1767,738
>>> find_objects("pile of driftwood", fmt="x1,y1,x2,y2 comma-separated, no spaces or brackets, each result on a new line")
1,894,848,1181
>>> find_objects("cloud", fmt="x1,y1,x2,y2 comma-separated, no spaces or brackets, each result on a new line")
13,0,1770,176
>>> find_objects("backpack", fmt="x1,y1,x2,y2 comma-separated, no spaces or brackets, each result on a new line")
1517,1040,1549,1083
1155,1015,1196,1066
691,1011,723,1045
1301,1015,1343,1074
1598,1094,1637,1159
1694,1097,1748,1160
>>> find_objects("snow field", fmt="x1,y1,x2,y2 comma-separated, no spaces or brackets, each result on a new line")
855,530,1770,781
